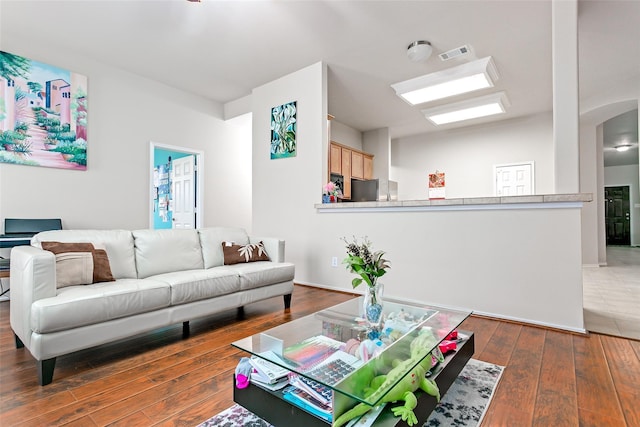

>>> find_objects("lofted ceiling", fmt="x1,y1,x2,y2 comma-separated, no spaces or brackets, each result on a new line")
1,0,638,151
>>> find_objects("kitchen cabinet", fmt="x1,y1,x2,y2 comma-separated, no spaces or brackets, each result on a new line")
329,141,374,200
330,144,342,174
341,147,352,199
351,151,363,179
363,155,373,180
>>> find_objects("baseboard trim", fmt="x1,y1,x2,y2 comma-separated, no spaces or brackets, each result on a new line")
293,282,588,335
470,311,588,335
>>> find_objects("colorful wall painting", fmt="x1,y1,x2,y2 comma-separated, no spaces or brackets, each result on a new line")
270,100,297,159
0,51,88,170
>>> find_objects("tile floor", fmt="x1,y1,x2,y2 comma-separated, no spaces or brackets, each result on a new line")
583,246,640,340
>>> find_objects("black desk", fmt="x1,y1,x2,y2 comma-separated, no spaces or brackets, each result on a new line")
0,234,36,298
0,235,32,249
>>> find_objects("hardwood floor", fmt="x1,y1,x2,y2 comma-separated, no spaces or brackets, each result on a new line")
1,285,638,426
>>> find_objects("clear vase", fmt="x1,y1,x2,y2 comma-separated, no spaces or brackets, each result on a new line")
363,281,384,328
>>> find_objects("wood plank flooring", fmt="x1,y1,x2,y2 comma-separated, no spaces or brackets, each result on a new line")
1,285,638,426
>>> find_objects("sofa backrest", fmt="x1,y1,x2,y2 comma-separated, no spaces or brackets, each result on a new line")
198,227,249,268
133,229,204,278
31,230,138,279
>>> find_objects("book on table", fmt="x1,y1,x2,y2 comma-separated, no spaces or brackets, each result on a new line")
283,334,344,370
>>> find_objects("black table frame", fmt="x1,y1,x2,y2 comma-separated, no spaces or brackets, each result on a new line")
234,331,475,427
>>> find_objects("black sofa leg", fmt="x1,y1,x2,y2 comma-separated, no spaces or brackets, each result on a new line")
15,333,24,349
237,306,245,318
284,293,292,309
183,321,190,338
38,358,56,386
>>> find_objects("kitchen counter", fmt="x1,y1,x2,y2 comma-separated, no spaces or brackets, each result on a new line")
316,193,592,212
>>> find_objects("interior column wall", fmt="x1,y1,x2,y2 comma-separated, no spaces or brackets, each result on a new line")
552,0,580,193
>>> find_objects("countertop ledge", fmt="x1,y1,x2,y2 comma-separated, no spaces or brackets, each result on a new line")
315,193,593,210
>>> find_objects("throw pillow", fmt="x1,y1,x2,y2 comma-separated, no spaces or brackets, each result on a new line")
222,241,270,265
41,241,115,287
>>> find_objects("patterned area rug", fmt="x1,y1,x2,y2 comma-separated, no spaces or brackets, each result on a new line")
198,358,503,427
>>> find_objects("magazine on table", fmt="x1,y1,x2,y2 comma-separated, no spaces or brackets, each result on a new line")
282,385,333,422
251,374,289,391
345,403,386,427
249,351,290,384
288,350,362,405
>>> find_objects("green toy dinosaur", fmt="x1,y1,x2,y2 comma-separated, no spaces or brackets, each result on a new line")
333,329,442,427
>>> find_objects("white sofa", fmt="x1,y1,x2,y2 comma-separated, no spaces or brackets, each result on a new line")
9,227,294,385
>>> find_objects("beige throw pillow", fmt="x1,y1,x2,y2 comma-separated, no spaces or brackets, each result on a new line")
41,241,116,288
54,252,94,287
222,241,270,265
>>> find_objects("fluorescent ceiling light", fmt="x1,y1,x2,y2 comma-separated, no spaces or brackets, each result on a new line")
615,144,632,152
391,56,499,105
422,92,509,125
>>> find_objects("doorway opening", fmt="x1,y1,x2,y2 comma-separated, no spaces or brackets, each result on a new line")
149,142,203,229
605,185,631,246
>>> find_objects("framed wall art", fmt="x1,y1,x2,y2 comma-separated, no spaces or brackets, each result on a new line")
0,50,87,170
270,100,296,159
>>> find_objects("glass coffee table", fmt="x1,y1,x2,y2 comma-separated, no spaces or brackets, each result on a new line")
232,297,474,427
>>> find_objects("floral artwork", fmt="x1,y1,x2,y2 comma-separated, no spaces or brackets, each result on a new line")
0,51,87,170
270,100,296,159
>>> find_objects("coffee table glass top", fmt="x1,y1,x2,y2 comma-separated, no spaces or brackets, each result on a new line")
232,297,471,407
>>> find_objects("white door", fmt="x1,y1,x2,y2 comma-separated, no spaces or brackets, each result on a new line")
494,162,534,196
171,155,196,229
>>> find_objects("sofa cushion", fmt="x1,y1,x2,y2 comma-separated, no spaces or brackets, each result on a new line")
218,261,295,291
30,279,171,333
199,227,249,269
133,229,204,279
222,241,270,265
32,230,137,279
41,241,115,287
148,269,241,305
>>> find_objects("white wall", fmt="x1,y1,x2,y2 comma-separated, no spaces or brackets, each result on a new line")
579,122,601,265
605,164,640,246
579,98,639,265
391,113,554,200
0,41,252,232
330,120,362,150
251,63,584,332
252,61,327,243
363,128,390,182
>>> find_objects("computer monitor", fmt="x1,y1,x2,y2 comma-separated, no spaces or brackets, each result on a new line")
350,179,379,202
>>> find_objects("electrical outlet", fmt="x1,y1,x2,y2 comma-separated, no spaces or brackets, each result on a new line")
331,256,338,267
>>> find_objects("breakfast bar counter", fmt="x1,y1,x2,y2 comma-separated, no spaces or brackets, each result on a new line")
316,193,592,212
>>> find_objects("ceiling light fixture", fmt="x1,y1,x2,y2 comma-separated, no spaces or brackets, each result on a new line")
615,144,632,152
407,41,432,62
421,92,510,125
391,56,499,105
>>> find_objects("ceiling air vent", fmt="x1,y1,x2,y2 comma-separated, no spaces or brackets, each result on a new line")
439,45,470,61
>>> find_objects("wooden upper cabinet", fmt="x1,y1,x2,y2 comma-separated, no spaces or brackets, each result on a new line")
328,141,373,199
341,147,352,199
351,151,364,179
363,155,373,180
330,144,342,174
